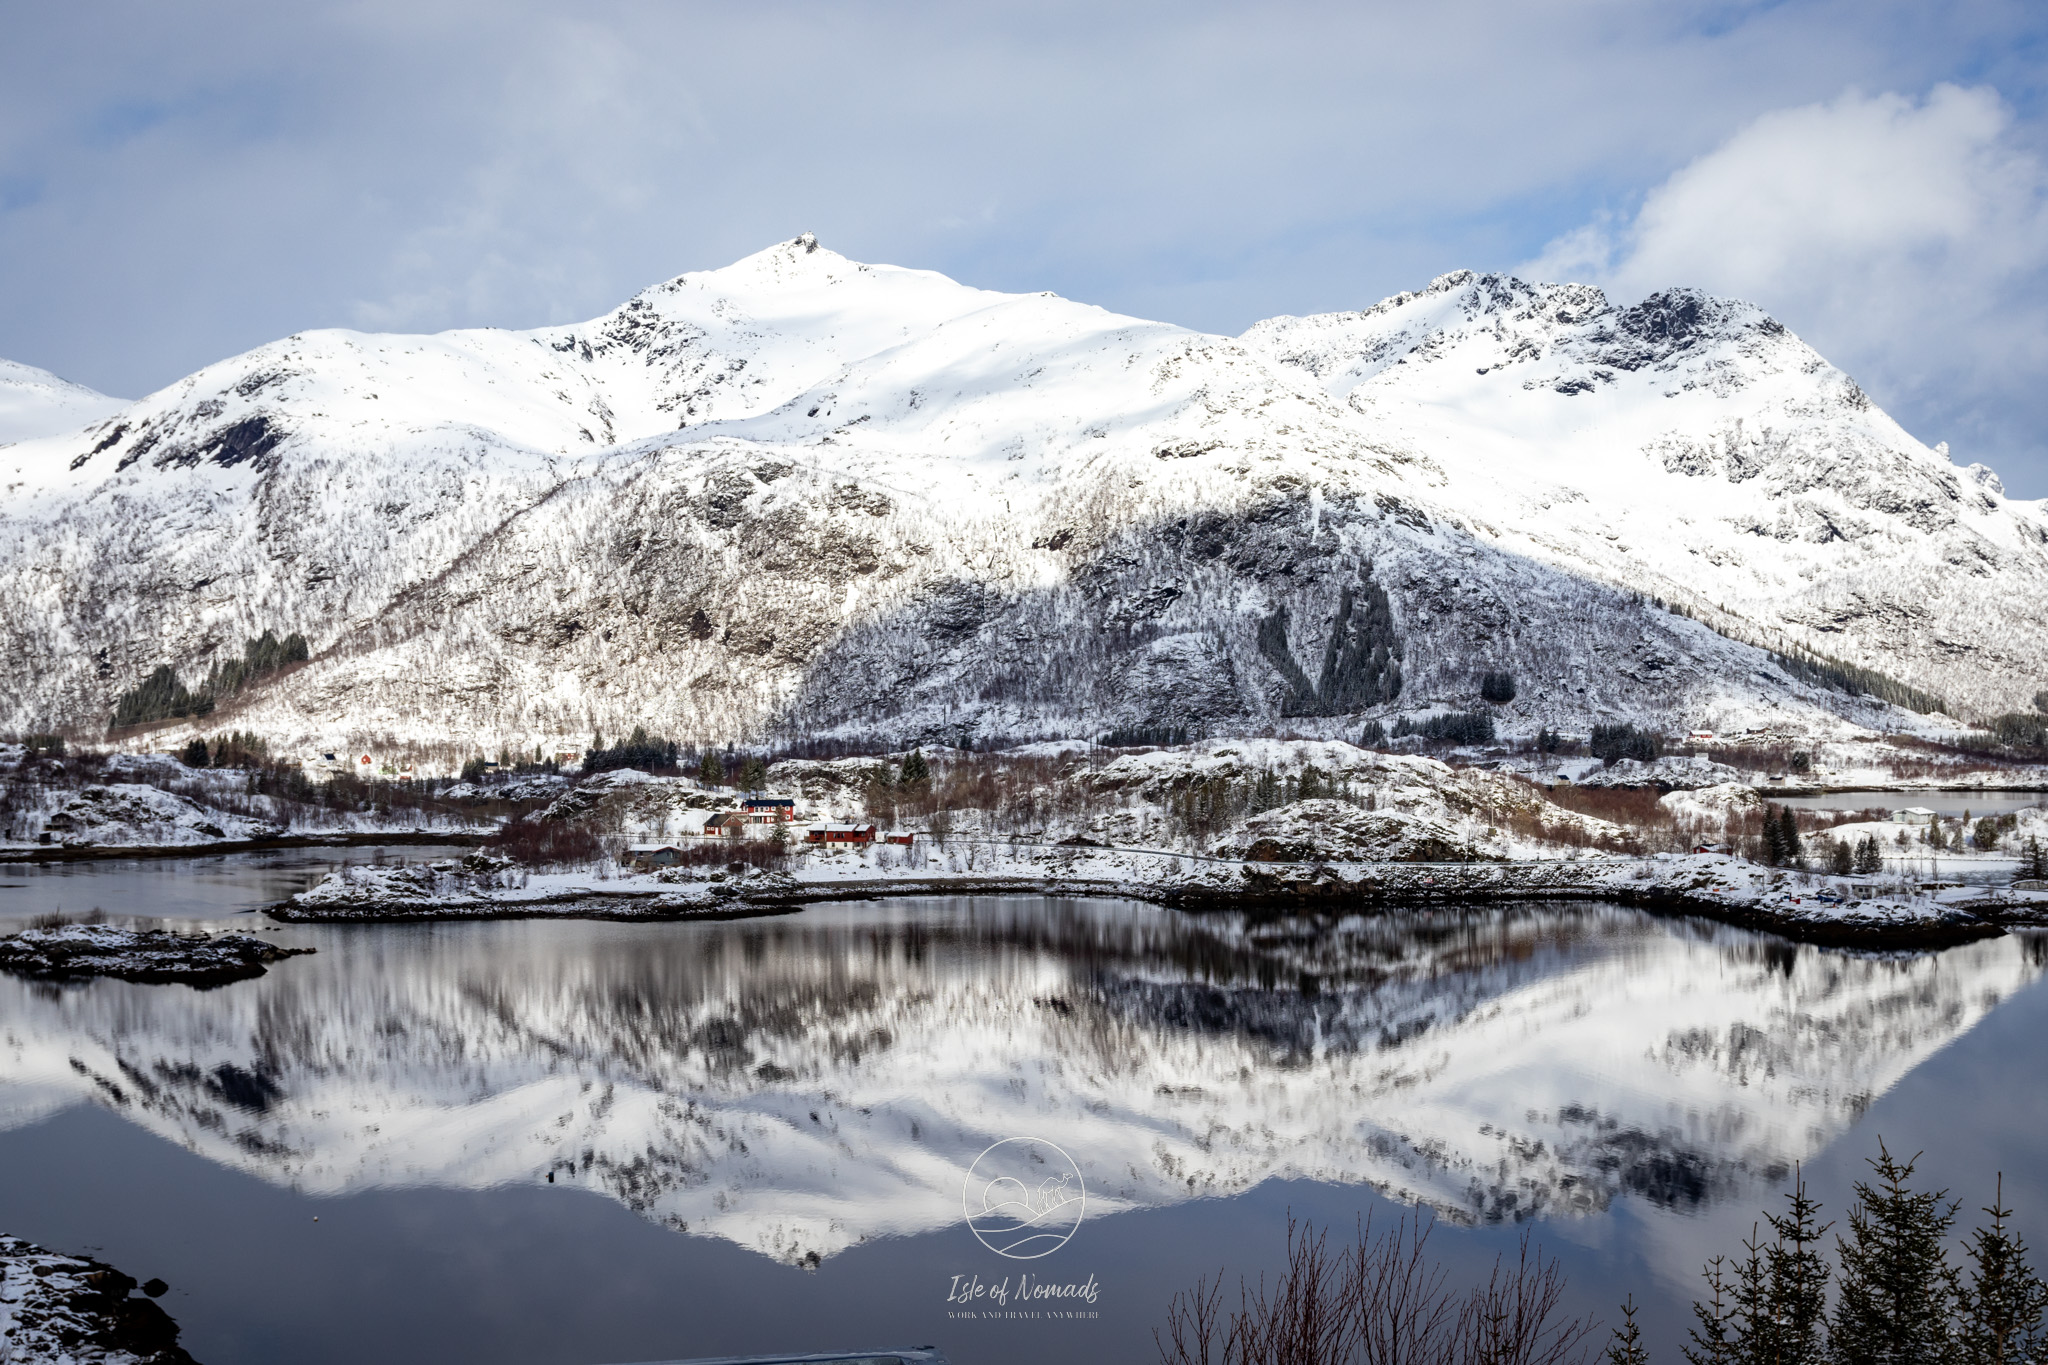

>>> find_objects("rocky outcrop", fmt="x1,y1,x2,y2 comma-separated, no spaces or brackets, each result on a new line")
0,1234,194,1364
0,923,311,988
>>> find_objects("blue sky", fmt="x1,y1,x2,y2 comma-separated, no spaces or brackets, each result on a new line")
5,0,2047,490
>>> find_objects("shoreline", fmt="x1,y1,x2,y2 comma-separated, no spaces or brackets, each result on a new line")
265,852,2035,951
0,829,491,864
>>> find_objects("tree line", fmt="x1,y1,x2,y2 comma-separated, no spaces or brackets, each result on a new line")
110,629,309,728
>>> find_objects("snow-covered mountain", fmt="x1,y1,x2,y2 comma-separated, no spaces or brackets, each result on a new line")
0,359,125,447
2,236,2042,748
3,904,2035,1264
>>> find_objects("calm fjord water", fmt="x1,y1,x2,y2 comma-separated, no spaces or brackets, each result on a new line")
1,853,2043,1365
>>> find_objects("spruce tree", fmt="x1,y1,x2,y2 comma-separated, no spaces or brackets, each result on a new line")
1605,1295,1650,1365
1764,806,1789,865
899,748,930,786
1688,1176,1832,1365
699,750,724,785
1780,806,1802,865
1686,1255,1737,1365
1958,1175,2048,1365
1831,1142,1961,1365
1763,1171,1832,1365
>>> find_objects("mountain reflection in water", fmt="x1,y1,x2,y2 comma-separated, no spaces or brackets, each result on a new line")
0,897,2036,1265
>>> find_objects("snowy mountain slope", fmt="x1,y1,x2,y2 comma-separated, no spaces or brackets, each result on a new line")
1244,272,2048,714
0,358,125,446
0,237,2040,747
2,905,2035,1263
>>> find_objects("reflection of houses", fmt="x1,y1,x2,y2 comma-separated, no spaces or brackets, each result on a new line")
742,796,797,824
807,822,877,846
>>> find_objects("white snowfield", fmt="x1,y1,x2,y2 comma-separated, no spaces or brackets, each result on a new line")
2,236,2044,748
1,903,2036,1267
0,357,125,447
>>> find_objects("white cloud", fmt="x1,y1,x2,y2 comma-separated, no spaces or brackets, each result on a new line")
1527,85,2048,490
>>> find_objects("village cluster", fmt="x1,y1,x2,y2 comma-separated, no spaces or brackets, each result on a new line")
619,794,912,869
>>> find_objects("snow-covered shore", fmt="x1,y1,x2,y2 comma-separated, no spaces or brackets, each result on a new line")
273,842,2035,950
0,1233,192,1364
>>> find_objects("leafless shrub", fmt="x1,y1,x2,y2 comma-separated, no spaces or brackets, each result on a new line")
24,908,108,930
484,817,605,868
1157,1212,1594,1365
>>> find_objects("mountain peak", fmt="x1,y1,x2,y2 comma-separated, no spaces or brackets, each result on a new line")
0,358,128,446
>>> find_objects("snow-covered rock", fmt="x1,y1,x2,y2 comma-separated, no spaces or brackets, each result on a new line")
1212,798,1482,862
0,923,311,988
0,1234,191,1364
1659,782,1766,826
3,241,2042,748
38,783,285,848
1571,756,1753,789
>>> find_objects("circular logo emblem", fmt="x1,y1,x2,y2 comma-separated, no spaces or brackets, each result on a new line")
963,1136,1085,1259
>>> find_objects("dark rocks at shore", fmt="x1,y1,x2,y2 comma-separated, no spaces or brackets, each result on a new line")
0,923,312,988
0,1233,197,1363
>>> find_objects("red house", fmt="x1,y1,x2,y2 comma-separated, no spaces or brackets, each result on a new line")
806,822,877,846
742,796,797,823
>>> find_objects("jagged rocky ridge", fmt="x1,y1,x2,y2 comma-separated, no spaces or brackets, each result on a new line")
3,238,2043,748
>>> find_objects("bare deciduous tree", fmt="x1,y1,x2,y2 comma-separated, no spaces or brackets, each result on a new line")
1158,1211,1595,1365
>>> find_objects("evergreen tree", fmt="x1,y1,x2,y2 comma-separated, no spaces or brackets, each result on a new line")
1832,1143,1961,1365
1537,725,1563,754
1762,1171,1833,1365
1360,719,1388,748
2022,835,2048,881
1779,807,1802,865
1605,1296,1649,1365
180,737,211,768
899,748,930,786
1854,834,1884,876
1958,1176,2048,1365
740,755,768,790
1686,1255,1737,1365
1829,837,1854,876
699,750,725,785
1687,1176,1832,1365
1763,805,1790,865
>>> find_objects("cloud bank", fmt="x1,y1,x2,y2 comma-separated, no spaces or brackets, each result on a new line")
1528,85,2048,489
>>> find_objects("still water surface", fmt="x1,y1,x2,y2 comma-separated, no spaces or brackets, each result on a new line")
1773,789,2048,816
1,852,2044,1365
